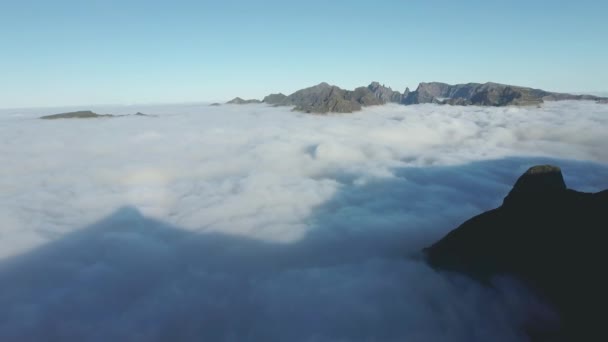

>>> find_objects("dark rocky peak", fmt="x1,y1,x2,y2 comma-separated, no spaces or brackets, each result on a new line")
424,164,608,340
509,165,566,193
503,165,567,208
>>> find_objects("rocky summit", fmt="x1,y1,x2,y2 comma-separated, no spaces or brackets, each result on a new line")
424,165,608,340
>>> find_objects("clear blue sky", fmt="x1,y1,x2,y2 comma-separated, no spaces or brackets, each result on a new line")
1,0,607,108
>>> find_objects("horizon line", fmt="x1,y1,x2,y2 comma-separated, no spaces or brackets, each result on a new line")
2,80,607,111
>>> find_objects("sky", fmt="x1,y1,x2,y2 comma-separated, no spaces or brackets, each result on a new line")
1,0,607,107
1,101,608,339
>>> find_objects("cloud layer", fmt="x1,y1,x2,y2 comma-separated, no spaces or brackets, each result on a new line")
1,101,607,341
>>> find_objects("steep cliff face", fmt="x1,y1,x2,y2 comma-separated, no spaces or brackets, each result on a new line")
424,165,608,340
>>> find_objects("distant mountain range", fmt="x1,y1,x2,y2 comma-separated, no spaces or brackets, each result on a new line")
227,81,608,113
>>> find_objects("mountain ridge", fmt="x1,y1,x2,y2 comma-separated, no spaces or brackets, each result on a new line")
230,81,608,113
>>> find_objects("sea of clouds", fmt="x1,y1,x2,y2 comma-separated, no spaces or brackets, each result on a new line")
1,101,607,341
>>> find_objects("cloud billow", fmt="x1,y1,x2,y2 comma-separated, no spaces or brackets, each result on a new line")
0,101,607,341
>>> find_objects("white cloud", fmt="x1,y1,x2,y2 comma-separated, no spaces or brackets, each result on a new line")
0,101,607,340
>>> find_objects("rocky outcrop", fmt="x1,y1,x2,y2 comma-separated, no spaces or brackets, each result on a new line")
226,97,262,105
40,111,155,119
424,165,608,340
40,110,114,119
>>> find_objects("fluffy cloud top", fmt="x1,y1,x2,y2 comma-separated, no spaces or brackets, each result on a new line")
0,101,607,341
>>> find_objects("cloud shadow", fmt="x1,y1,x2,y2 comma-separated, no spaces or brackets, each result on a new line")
1,156,607,341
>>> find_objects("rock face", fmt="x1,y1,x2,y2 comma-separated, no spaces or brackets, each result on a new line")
40,110,114,119
424,165,608,340
226,97,262,105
